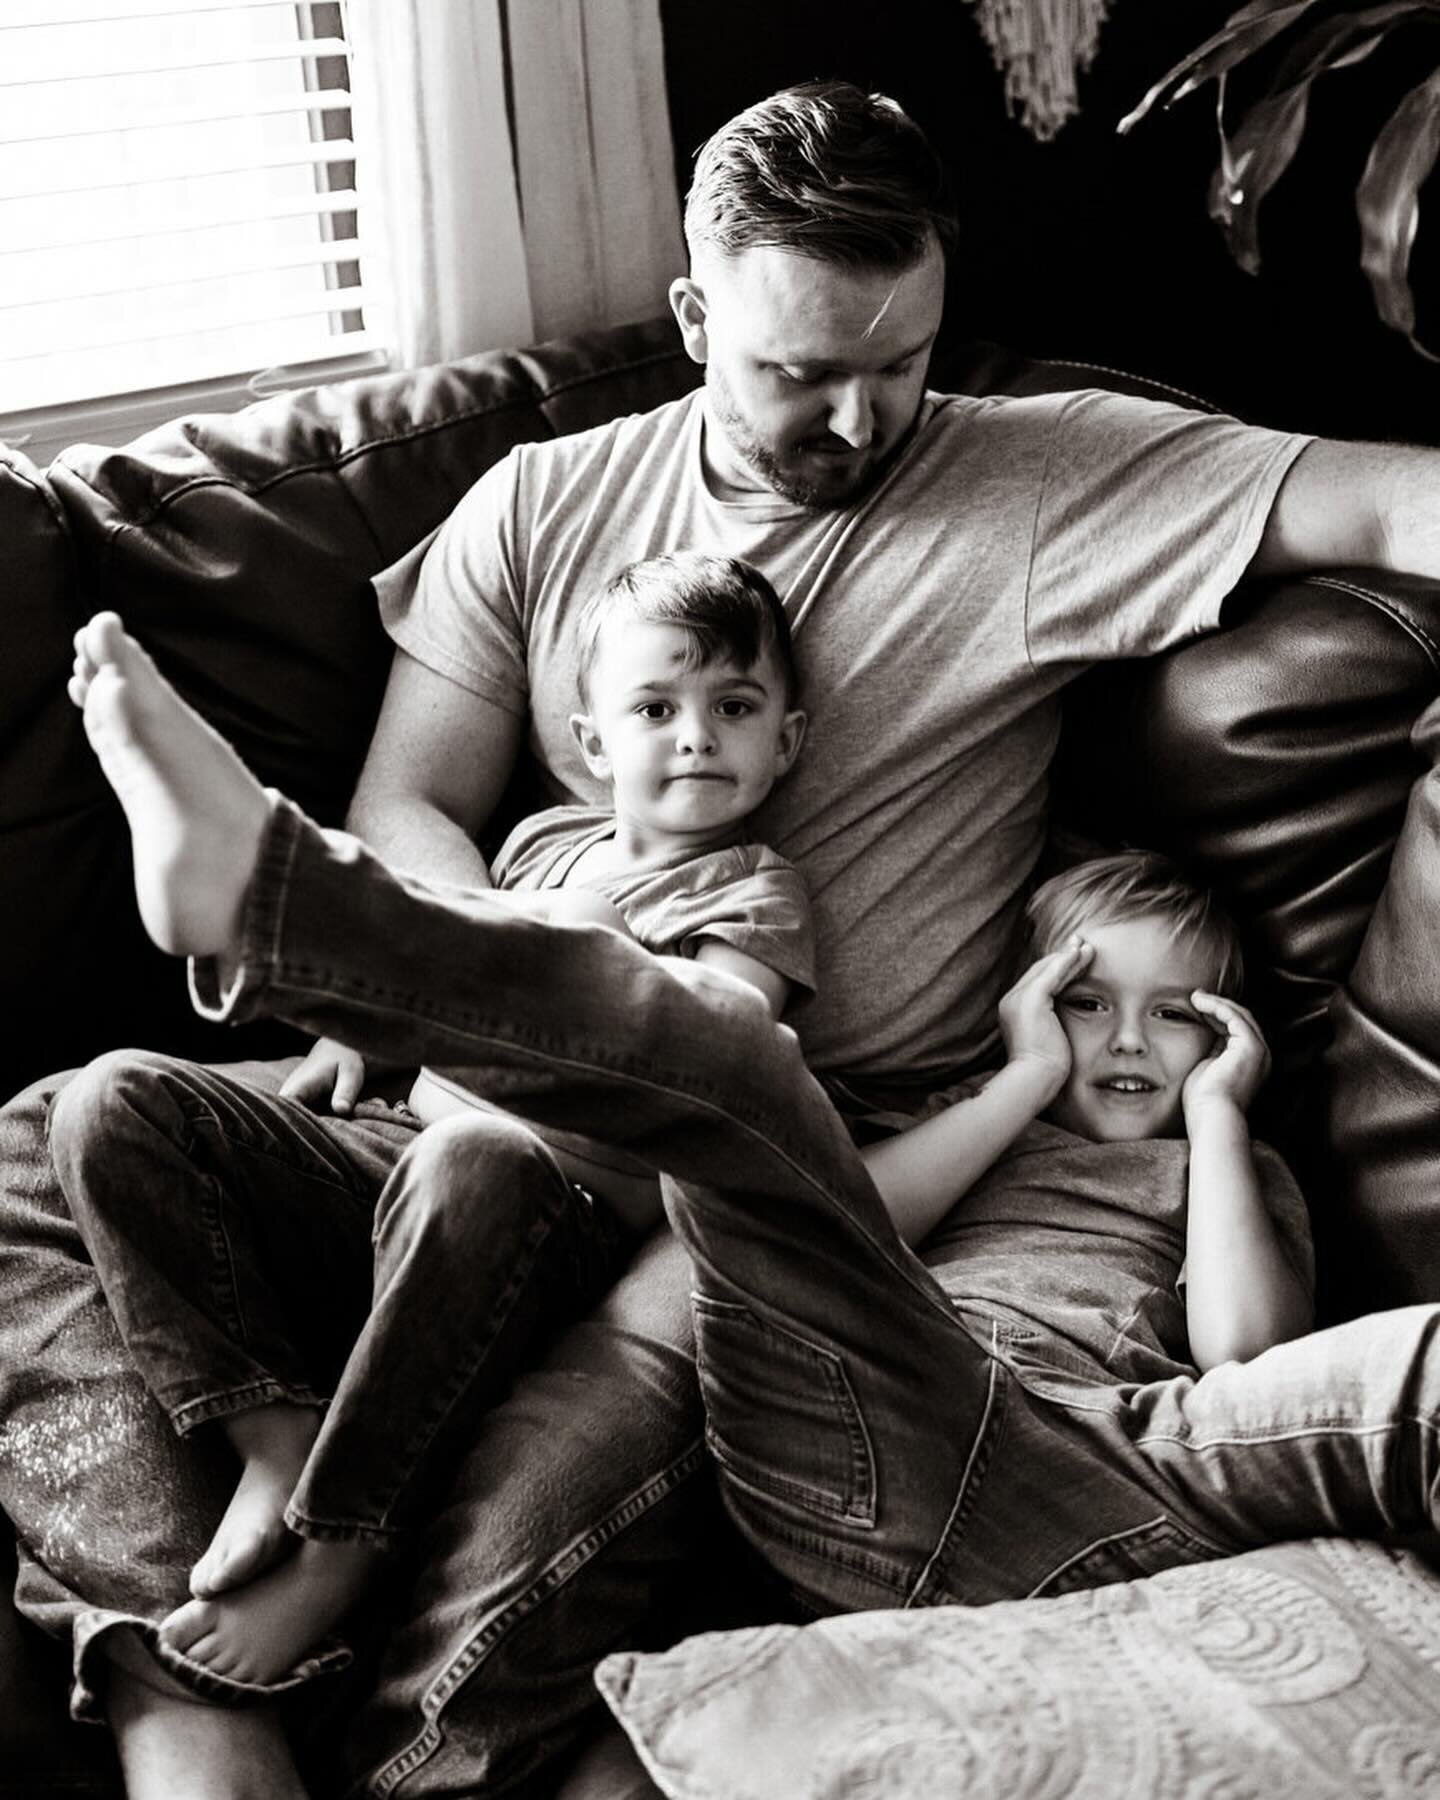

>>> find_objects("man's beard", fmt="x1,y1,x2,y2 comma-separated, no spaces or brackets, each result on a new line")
705,366,890,509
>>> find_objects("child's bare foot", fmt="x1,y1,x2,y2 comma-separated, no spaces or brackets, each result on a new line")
191,1404,322,1598
161,1536,383,1685
68,611,269,957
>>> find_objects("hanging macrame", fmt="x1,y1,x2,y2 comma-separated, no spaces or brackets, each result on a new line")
968,0,1112,141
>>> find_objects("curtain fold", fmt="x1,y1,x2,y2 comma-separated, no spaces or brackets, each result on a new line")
509,0,686,343
347,0,684,369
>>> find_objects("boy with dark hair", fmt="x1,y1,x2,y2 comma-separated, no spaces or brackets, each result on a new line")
55,554,809,1687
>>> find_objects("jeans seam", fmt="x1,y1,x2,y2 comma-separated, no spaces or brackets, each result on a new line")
1134,1417,1428,1449
172,1377,323,1435
908,1339,1006,1605
326,1188,574,1535
357,1440,707,1797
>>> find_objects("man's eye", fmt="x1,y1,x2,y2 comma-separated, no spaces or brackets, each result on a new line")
777,367,822,385
716,698,752,718
884,357,916,378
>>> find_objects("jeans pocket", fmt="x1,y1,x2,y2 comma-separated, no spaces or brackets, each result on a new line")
1035,1515,1231,1596
691,1294,876,1527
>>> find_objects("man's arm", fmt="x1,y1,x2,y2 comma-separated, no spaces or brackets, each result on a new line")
347,647,525,885
1250,438,1440,579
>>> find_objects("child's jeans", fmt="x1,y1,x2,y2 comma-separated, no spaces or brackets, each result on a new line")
49,1057,632,1545
205,797,1440,1615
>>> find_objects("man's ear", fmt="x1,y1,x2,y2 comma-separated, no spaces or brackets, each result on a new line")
570,712,611,781
669,276,709,366
775,708,807,776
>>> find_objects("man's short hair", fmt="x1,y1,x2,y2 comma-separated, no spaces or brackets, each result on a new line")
684,79,956,268
1025,851,1245,998
576,552,800,709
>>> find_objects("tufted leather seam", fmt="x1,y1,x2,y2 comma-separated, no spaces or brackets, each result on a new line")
57,344,694,535
1026,357,1220,414
1301,572,1440,672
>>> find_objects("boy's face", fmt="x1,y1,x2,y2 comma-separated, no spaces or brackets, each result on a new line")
1044,914,1222,1142
571,617,805,849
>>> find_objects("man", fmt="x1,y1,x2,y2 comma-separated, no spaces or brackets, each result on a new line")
2,78,1437,1800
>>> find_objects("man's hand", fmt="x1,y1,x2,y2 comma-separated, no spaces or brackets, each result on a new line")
997,936,1092,1100
1182,992,1271,1124
279,1037,369,1115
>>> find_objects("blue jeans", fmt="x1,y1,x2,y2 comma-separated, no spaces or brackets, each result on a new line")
201,799,1440,1614
0,1060,716,1794
48,1054,631,1544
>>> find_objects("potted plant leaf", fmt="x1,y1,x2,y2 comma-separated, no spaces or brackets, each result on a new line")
1120,0,1440,358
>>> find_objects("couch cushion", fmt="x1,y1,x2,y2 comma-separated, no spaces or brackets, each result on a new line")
597,1537,1440,1799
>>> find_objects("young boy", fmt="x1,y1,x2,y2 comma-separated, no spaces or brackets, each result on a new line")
406,548,811,1225
56,552,810,1687
68,619,1440,1662
861,851,1315,1383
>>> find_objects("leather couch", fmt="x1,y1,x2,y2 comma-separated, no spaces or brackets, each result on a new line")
4,316,1440,1794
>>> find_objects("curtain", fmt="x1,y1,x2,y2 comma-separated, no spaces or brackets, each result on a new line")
347,0,684,369
508,0,685,344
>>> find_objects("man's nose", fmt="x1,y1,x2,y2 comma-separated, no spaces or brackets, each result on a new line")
827,380,875,449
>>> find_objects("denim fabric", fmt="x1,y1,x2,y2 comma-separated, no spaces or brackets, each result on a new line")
49,1057,632,1544
0,1058,714,1794
207,798,1440,1621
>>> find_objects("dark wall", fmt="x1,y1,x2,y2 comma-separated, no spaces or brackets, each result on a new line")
660,0,1440,445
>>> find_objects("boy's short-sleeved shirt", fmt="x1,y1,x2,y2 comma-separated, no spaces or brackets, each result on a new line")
378,386,1310,1084
490,804,815,997
916,1105,1314,1385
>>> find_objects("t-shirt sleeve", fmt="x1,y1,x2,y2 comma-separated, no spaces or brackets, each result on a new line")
372,449,531,717
1024,390,1313,667
675,850,817,1001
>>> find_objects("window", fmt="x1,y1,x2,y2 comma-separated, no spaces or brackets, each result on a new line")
0,0,388,458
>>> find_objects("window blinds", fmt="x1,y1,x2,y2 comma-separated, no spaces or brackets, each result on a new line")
0,0,380,416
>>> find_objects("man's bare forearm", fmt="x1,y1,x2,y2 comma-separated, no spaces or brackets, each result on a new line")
344,790,495,888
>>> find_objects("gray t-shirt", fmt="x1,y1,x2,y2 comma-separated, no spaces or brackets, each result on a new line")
919,1114,1314,1385
378,386,1309,1082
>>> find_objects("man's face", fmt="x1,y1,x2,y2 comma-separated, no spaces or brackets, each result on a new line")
671,240,945,508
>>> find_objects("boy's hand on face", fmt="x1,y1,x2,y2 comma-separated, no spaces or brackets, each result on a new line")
1181,992,1271,1126
998,937,1093,1103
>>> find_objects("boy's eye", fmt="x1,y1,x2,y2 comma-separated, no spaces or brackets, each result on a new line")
1156,1006,1201,1026
1061,994,1104,1013
715,698,753,718
635,702,672,720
